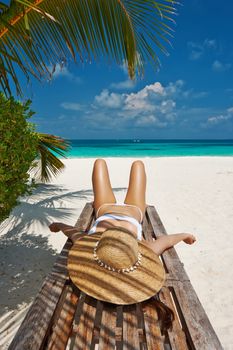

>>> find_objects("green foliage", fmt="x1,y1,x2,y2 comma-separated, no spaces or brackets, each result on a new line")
36,133,70,183
0,0,178,96
0,93,38,222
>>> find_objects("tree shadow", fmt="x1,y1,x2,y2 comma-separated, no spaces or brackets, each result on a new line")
0,183,127,317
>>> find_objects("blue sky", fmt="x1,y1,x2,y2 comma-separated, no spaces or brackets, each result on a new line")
27,0,233,139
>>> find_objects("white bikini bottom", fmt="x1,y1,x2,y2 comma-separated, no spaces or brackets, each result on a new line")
96,203,143,222
88,213,143,240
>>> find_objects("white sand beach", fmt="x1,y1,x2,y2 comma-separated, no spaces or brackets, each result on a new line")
1,157,233,349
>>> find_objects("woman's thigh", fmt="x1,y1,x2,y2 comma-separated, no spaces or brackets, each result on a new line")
92,159,116,212
124,160,146,216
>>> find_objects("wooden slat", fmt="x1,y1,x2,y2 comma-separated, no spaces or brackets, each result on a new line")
115,305,123,350
159,287,188,350
46,285,80,350
8,244,70,350
98,304,117,350
142,300,164,350
135,304,147,350
143,207,167,349
8,204,94,350
171,281,224,350
146,206,189,282
123,305,140,350
142,212,154,242
73,295,97,350
69,291,86,349
146,206,223,350
75,203,94,230
88,300,103,348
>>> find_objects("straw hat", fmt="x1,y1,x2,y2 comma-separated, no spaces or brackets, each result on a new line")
68,227,165,305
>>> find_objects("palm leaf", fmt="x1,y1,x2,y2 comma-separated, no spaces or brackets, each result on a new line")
0,0,178,96
34,132,70,183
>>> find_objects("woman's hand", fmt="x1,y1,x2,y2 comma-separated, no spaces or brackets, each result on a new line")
49,222,63,232
183,234,196,245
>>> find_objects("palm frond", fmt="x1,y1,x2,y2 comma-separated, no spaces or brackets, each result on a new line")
0,0,178,96
34,132,70,182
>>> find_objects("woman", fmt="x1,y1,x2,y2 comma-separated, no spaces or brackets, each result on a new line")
49,159,196,333
50,159,196,253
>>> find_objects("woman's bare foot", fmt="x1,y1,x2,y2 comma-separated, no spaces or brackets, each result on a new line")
183,234,196,244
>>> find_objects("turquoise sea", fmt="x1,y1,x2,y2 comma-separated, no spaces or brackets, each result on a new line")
66,140,233,158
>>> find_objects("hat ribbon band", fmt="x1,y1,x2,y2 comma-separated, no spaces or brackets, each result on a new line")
93,241,142,273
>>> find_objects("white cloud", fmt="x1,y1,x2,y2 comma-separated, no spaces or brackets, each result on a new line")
204,39,217,49
190,50,203,60
84,112,120,130
163,80,185,97
207,115,231,124
202,107,233,127
160,100,176,114
135,115,167,128
48,65,82,83
119,61,129,75
89,81,181,129
193,91,209,99
94,82,166,114
187,41,204,60
94,89,123,108
110,79,135,90
61,102,83,111
124,82,164,111
58,114,67,120
75,80,224,134
212,60,231,72
127,82,164,100
227,107,233,113
187,39,217,60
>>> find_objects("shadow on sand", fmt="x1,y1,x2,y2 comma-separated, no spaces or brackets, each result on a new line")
0,183,126,317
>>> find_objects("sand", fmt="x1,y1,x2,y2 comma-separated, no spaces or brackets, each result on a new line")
0,157,233,349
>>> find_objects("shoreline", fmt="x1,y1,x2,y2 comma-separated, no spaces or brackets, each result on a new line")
1,156,233,349
65,155,233,158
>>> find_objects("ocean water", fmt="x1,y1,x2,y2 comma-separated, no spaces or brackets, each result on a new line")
66,139,233,158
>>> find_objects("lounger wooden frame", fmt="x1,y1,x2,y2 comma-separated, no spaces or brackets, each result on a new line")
9,203,223,350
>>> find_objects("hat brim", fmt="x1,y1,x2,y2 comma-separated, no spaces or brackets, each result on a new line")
68,233,165,305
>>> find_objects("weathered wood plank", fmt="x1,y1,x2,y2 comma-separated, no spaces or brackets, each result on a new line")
115,305,123,350
123,305,140,350
159,287,188,350
88,300,103,349
142,212,154,242
8,204,94,350
69,291,86,349
146,206,167,237
135,304,147,350
146,206,189,282
46,284,80,350
73,295,97,350
171,281,224,350
142,208,167,349
75,203,94,231
8,275,67,350
98,303,117,350
142,299,165,350
146,206,223,350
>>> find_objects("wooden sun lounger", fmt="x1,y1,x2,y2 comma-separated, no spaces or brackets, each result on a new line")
9,204,223,350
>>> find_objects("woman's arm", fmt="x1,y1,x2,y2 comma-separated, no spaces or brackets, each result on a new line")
49,222,87,243
144,233,196,256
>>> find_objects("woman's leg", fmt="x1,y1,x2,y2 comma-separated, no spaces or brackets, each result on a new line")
124,160,147,217
92,159,116,214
